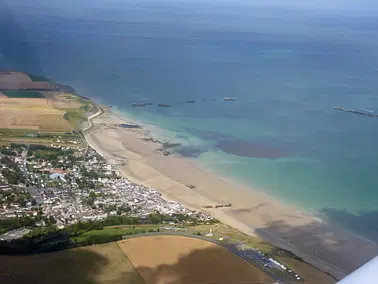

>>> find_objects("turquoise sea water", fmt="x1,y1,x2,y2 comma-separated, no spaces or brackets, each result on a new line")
1,1,378,240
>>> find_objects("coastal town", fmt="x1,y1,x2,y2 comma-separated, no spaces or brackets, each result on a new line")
0,139,306,283
1,0,378,279
0,71,342,283
0,140,213,239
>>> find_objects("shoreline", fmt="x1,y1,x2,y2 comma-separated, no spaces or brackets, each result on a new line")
108,108,368,242
84,108,378,280
110,107,329,220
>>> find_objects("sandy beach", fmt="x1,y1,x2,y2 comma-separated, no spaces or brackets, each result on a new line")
85,109,378,280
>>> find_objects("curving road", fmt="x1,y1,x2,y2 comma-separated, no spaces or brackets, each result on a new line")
82,106,103,133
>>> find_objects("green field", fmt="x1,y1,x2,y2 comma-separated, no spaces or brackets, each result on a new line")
0,128,38,137
105,224,163,229
0,129,77,139
0,129,84,148
72,227,158,245
2,91,45,98
63,108,87,128
26,73,50,82
191,224,274,254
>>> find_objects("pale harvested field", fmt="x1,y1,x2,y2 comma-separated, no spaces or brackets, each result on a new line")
0,242,145,284
44,92,83,109
118,235,272,284
0,97,72,132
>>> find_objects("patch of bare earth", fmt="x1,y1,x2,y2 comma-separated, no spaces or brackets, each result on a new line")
118,235,272,284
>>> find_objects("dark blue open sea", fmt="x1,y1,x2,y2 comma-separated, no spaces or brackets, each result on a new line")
1,0,378,240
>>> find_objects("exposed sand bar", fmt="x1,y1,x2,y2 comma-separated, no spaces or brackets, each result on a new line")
85,110,378,280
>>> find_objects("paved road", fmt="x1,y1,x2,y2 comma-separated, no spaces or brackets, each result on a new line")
82,106,103,154
82,106,103,133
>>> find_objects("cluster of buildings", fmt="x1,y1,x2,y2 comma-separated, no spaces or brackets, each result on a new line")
0,144,213,230
88,178,209,219
26,187,106,228
29,177,212,227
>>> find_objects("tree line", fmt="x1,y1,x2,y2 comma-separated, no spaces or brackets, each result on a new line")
0,213,217,254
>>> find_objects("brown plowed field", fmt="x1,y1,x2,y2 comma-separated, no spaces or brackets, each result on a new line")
0,72,31,84
118,235,272,284
0,72,51,89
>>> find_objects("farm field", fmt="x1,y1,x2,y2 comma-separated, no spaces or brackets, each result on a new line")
0,97,72,132
0,127,86,149
0,242,145,284
2,91,45,98
44,92,95,128
0,72,52,90
0,128,39,137
44,92,85,109
0,72,93,136
0,72,33,86
118,235,272,284
72,226,159,245
26,73,51,82
0,137,51,147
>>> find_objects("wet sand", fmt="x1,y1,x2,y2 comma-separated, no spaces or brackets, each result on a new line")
85,110,378,280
